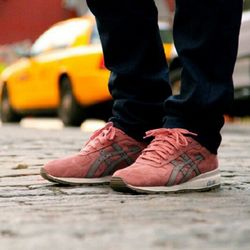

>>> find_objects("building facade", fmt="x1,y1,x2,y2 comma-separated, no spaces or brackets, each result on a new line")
0,0,77,45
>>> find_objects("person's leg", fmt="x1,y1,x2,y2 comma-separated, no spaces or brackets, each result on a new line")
86,0,172,141
111,0,243,193
163,0,243,154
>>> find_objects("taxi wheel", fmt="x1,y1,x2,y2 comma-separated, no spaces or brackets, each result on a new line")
0,86,22,123
58,77,85,126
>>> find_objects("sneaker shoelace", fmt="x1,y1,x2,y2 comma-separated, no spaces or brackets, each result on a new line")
139,128,196,165
81,122,117,152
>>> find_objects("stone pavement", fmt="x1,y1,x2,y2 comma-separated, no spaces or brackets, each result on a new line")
0,122,250,250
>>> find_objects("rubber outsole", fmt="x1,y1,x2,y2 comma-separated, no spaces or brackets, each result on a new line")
40,168,111,186
110,169,221,194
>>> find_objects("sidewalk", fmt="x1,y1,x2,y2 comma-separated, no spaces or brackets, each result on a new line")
0,122,250,250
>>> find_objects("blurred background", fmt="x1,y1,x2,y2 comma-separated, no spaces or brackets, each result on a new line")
0,0,249,130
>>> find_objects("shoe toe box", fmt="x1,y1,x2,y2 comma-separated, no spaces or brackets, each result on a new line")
42,154,90,178
113,164,169,187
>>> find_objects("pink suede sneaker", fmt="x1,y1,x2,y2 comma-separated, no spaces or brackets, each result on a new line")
40,122,146,185
110,128,221,193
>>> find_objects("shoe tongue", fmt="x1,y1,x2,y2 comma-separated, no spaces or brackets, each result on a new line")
145,129,197,147
145,128,173,139
146,128,194,138
145,128,167,139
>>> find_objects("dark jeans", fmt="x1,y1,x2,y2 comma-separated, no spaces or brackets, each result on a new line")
86,0,243,154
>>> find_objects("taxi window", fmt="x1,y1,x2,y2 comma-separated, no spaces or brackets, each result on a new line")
90,24,101,44
31,20,89,55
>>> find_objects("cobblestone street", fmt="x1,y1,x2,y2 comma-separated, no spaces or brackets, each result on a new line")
0,120,250,250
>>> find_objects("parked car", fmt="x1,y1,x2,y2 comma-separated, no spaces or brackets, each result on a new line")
0,15,111,126
0,15,176,126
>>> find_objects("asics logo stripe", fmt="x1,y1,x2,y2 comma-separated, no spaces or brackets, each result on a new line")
86,143,141,178
166,153,204,186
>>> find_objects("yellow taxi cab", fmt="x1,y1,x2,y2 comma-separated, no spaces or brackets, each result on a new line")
0,15,177,126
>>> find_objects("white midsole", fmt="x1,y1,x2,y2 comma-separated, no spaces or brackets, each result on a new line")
126,169,221,193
